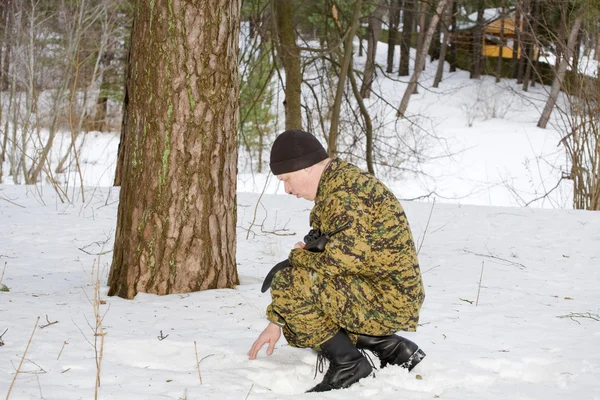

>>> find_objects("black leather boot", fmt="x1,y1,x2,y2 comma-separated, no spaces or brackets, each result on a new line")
356,334,426,371
307,330,373,393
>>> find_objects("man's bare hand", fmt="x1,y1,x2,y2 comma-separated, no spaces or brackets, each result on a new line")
248,322,282,360
293,241,305,249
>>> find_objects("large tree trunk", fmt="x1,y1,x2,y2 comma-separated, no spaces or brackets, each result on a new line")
108,0,240,299
398,0,447,117
399,0,414,76
360,1,385,99
274,1,302,130
537,14,584,129
328,0,363,156
387,0,401,73
471,0,485,79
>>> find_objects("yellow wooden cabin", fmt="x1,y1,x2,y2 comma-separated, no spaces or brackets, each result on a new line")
457,8,536,59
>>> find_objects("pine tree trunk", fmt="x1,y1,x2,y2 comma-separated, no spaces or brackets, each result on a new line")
512,5,521,78
398,0,447,117
537,15,584,129
387,0,401,73
495,1,505,83
399,0,414,76
108,0,240,299
471,0,485,79
522,0,539,91
274,1,302,130
449,0,457,72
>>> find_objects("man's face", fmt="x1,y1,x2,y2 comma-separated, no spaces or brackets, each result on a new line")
277,168,317,201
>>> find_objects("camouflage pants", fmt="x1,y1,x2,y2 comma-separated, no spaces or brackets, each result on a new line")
270,265,414,349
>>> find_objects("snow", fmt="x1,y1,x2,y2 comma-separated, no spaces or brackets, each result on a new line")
2,32,599,399
1,186,599,399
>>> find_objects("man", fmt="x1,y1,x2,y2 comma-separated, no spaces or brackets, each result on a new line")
248,129,425,392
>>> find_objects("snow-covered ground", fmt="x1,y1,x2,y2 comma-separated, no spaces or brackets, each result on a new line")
1,185,599,399
2,32,598,399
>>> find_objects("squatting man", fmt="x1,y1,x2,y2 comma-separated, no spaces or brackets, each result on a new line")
247,129,426,392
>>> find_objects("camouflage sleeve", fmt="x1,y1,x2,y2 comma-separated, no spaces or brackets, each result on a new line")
266,304,286,326
288,191,374,276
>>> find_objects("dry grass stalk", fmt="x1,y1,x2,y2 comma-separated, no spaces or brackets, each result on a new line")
6,316,40,400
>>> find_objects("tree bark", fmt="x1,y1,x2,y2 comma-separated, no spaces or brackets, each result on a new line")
522,0,539,91
517,0,530,84
511,4,521,78
495,1,505,83
387,0,401,73
108,0,240,299
397,0,447,117
114,39,131,187
328,0,363,156
433,0,452,88
399,0,414,76
537,14,584,129
449,0,457,72
274,0,302,130
471,0,485,79
360,1,385,99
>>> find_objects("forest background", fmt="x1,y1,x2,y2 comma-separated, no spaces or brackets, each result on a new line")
0,0,598,210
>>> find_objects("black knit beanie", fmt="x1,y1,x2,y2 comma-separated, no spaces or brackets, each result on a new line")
269,130,328,175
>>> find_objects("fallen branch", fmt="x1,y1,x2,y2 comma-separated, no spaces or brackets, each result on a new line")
557,312,600,325
39,314,59,329
463,249,526,269
476,261,485,306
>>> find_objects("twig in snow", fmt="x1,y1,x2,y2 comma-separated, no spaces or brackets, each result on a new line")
157,330,169,341
556,312,600,325
463,248,526,269
193,341,203,385
0,195,25,208
57,341,69,360
0,262,7,285
0,328,7,347
39,314,59,329
245,383,254,400
246,173,271,240
476,261,485,306
6,316,40,399
417,198,436,256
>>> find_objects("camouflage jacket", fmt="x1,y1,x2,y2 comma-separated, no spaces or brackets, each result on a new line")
268,158,425,331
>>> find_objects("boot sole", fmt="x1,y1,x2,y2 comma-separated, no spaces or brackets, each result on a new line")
402,348,426,372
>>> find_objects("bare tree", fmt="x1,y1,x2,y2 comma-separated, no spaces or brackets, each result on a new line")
328,0,363,156
397,0,448,117
360,0,386,99
108,0,240,299
433,0,452,88
537,14,584,129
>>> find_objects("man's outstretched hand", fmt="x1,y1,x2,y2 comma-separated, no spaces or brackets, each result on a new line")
248,322,282,360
